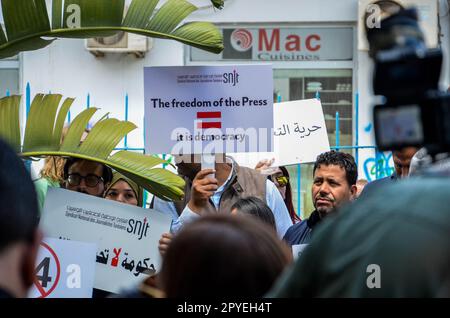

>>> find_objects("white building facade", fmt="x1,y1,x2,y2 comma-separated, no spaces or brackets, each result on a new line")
1,0,449,216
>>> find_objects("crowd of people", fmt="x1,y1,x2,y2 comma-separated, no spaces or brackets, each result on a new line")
1,129,448,299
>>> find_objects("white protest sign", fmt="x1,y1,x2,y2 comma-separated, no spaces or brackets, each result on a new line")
40,188,172,294
273,99,330,166
28,238,97,298
144,65,274,155
231,99,330,168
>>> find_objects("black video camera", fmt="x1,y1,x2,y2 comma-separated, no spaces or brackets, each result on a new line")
368,7,450,156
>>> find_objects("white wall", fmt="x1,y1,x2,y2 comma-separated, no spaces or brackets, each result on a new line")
189,0,358,22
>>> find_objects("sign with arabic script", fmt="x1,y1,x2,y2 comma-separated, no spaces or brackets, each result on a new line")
273,99,330,166
230,99,330,168
39,188,172,294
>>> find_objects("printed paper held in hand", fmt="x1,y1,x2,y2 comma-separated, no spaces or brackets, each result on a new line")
272,99,330,166
231,99,330,168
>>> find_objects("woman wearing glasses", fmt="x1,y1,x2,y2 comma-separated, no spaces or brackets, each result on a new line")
268,167,300,224
255,159,300,224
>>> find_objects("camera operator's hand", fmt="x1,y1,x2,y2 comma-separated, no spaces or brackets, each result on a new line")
187,169,218,214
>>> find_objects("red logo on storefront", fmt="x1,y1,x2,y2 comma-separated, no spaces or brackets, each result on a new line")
230,29,253,52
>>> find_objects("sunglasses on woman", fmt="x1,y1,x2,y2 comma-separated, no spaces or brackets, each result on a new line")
271,175,289,187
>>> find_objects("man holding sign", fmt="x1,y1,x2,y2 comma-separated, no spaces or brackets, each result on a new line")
154,154,293,238
146,65,292,238
0,139,42,298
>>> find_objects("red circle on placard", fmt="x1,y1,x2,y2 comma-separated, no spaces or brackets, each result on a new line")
33,242,61,298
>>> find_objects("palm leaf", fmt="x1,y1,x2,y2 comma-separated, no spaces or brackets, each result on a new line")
23,94,62,152
60,107,98,153
109,151,185,201
146,0,197,34
0,93,185,201
79,118,136,159
122,0,159,29
0,0,56,57
52,97,74,147
211,0,225,9
0,95,21,152
0,0,224,59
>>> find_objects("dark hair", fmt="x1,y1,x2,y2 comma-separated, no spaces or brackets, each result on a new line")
63,158,113,184
159,214,292,297
363,0,405,57
0,138,39,252
279,166,300,223
231,196,276,230
313,151,358,186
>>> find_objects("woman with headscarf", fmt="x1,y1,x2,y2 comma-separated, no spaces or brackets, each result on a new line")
100,172,144,298
104,172,144,207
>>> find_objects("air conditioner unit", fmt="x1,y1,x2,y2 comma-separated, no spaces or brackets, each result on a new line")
358,0,439,51
86,32,152,58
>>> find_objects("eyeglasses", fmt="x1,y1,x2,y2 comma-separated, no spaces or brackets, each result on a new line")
67,173,104,187
272,175,289,187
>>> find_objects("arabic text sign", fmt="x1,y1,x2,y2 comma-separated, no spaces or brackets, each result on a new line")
40,188,172,294
28,238,97,298
144,65,274,155
273,99,330,166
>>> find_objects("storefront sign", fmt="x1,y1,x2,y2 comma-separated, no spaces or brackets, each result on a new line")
190,27,353,62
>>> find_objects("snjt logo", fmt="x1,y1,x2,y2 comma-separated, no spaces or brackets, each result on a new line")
127,217,149,240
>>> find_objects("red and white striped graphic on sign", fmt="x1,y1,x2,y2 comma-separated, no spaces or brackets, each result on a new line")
196,111,222,129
